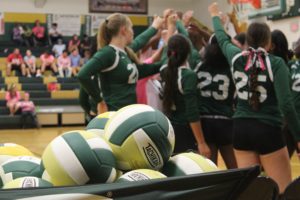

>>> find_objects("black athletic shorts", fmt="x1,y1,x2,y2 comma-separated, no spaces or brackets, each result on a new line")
201,118,233,146
11,64,21,71
171,122,197,154
233,118,285,155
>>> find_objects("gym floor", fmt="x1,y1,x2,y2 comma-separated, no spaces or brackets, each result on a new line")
0,127,299,178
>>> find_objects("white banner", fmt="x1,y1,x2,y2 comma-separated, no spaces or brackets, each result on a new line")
52,14,81,36
0,13,4,35
91,15,108,36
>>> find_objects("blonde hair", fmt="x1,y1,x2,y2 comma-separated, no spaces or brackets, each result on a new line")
98,13,141,64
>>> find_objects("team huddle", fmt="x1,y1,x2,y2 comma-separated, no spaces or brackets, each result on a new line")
78,2,300,194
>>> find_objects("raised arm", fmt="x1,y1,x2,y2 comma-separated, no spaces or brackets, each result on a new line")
129,16,164,52
209,3,241,64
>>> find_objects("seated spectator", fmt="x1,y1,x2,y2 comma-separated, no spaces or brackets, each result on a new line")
69,48,81,76
22,25,34,47
12,23,24,46
6,84,21,116
16,93,39,128
32,20,46,46
68,34,80,52
52,38,66,58
80,34,92,56
7,48,26,76
57,50,72,77
49,23,62,45
40,51,58,76
82,50,91,65
24,50,41,77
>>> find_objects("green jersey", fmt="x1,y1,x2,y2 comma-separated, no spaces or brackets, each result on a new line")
290,60,300,119
212,16,300,140
195,63,235,118
78,27,161,111
161,66,200,125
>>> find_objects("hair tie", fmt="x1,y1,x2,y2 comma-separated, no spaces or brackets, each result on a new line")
105,19,109,24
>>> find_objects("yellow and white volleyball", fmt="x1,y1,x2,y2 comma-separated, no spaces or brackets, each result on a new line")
104,104,175,171
86,112,116,137
0,156,42,187
3,176,52,189
41,130,117,186
162,152,218,177
116,169,166,183
0,143,33,165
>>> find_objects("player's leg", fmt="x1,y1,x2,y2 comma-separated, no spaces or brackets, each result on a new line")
20,63,26,76
219,145,237,169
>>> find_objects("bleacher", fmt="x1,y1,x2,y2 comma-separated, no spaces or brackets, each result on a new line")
0,58,85,129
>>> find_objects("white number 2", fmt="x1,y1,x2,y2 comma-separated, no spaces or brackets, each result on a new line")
127,63,138,84
198,72,229,100
292,74,300,92
234,71,267,103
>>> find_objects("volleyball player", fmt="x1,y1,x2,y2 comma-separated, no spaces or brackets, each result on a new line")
209,2,300,193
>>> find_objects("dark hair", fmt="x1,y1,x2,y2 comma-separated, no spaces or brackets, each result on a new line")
246,22,271,111
234,32,246,46
52,23,57,27
62,50,68,54
271,30,289,63
163,34,191,115
203,34,229,68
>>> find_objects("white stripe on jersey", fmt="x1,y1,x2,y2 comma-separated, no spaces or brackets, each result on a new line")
101,46,120,72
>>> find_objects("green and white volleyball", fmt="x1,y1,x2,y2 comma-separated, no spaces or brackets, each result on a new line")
3,176,52,189
0,143,33,165
162,152,218,177
86,112,116,137
41,130,117,186
117,169,166,182
0,156,42,186
104,104,175,171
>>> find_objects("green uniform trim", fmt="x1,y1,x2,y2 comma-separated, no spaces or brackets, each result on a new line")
212,16,300,141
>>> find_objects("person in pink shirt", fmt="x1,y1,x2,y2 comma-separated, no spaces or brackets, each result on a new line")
32,20,46,46
57,50,72,77
16,93,39,128
68,34,80,53
5,84,21,116
40,51,58,76
16,93,35,113
6,48,26,77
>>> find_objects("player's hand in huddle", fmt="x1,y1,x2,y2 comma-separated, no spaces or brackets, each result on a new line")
167,14,178,26
208,2,220,17
198,142,211,159
152,15,164,30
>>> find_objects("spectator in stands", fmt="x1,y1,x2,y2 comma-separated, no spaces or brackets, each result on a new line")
52,38,66,58
40,51,58,76
24,49,41,77
68,34,80,52
80,34,92,56
82,50,91,65
49,23,62,45
6,83,21,116
12,23,24,46
32,20,46,46
22,25,34,47
57,50,72,77
69,48,81,76
16,92,39,128
7,48,26,76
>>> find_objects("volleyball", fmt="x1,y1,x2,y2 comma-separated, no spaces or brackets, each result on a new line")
162,152,218,177
0,156,42,187
117,169,166,182
104,104,175,170
41,130,117,186
86,112,116,137
0,143,33,165
3,176,52,189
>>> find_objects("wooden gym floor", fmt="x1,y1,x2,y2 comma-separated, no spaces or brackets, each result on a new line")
0,127,299,179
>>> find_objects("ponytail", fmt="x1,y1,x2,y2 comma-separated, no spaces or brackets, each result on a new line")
162,34,191,115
